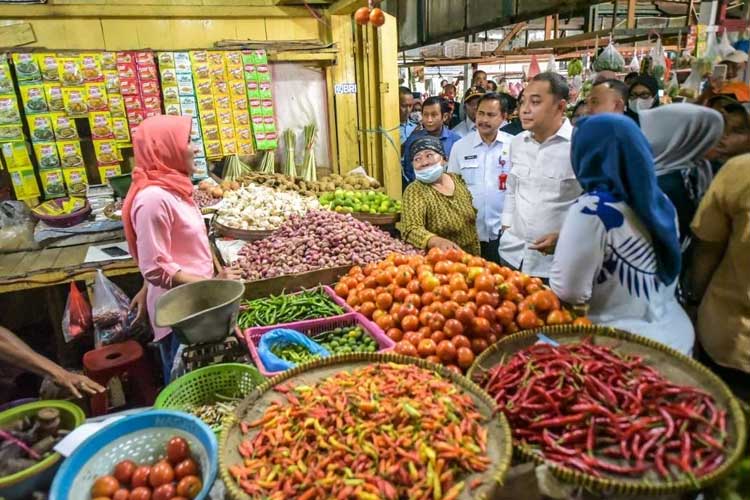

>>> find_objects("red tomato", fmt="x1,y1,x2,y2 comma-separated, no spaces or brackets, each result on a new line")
471,317,492,338
113,489,131,500
417,338,437,358
131,466,151,488
457,347,475,369
445,364,463,375
150,461,175,488
91,475,120,498
420,274,440,292
403,331,423,347
153,483,177,500
369,7,386,27
517,310,542,330
430,330,446,344
375,314,395,331
129,487,152,500
471,337,489,355
475,291,493,307
545,310,566,325
418,310,433,327
359,301,376,318
395,340,418,357
375,292,393,310
386,328,403,342
476,304,496,322
404,294,422,308
177,475,203,498
166,437,190,463
443,318,463,338
574,316,593,326
450,290,469,305
174,458,199,480
406,280,422,294
428,313,445,332
420,292,436,306
455,306,475,326
334,282,349,298
452,335,471,350
448,274,468,292
425,355,441,365
495,306,515,326
393,287,409,303
474,273,495,293
401,314,420,332
436,340,457,363
113,460,137,485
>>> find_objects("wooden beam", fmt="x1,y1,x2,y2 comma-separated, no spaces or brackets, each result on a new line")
268,51,337,63
493,22,527,55
544,16,554,40
0,22,36,48
1,4,310,18
627,0,637,28
527,27,687,49
327,0,366,15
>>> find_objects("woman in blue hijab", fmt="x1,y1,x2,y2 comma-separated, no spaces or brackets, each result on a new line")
549,114,694,354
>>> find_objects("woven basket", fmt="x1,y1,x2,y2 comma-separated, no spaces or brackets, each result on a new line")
351,212,400,225
0,401,85,500
244,312,395,377
468,325,748,496
219,352,513,500
213,220,275,241
153,363,265,433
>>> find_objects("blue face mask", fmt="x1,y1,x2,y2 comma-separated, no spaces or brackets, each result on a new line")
415,163,444,184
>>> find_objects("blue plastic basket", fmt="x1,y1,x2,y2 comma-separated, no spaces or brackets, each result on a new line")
49,410,218,500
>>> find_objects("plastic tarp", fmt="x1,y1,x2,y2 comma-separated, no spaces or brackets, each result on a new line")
271,63,331,169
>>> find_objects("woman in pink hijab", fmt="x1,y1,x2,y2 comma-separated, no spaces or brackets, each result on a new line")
123,115,240,381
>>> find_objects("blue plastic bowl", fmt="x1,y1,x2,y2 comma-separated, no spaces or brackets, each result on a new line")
49,410,217,500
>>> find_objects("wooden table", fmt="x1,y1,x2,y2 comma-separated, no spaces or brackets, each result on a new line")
0,243,139,294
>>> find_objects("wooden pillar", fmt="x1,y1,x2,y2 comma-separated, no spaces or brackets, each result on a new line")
612,0,619,30
627,0,637,29
544,15,554,40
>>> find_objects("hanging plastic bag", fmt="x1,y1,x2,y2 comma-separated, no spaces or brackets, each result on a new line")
527,55,541,80
0,201,36,253
704,30,720,64
593,41,625,72
628,52,641,73
257,329,330,372
91,269,133,347
650,35,668,88
719,29,735,59
545,54,557,73
679,62,704,101
62,282,92,342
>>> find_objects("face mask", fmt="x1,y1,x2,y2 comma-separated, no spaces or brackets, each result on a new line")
409,111,422,123
415,162,444,184
629,97,655,113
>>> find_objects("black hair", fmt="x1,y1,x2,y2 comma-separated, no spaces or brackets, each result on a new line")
473,70,487,78
724,103,750,131
423,96,451,115
399,86,413,97
443,83,456,92
624,71,639,83
487,80,498,91
478,92,507,113
531,72,570,101
572,100,588,116
594,79,629,103
498,92,517,114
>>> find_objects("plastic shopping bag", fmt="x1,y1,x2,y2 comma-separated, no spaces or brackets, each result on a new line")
628,52,641,73
62,282,92,342
650,36,668,87
719,29,735,59
258,329,330,372
704,31,720,64
593,41,625,72
0,201,36,253
545,55,557,73
91,269,133,347
527,55,541,79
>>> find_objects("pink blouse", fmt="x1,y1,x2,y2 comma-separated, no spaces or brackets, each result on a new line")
131,186,214,341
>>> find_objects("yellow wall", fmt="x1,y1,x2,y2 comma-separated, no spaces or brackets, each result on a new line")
2,0,401,195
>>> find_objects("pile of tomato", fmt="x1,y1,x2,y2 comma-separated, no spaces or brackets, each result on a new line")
89,436,203,500
334,248,589,373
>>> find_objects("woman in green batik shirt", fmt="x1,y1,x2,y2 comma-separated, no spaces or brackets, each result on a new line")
399,135,481,255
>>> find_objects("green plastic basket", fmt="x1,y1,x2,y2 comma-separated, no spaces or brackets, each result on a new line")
154,363,264,432
0,400,85,499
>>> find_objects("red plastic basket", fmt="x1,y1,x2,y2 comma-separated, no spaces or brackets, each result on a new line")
323,285,388,339
244,312,395,377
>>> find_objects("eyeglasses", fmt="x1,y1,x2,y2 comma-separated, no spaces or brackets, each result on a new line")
631,91,653,100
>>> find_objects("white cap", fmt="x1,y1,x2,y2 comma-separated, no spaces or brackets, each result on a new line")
723,50,749,64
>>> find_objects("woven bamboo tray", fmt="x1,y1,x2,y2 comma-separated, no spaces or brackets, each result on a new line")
351,212,400,225
219,353,513,500
213,220,275,242
468,325,748,496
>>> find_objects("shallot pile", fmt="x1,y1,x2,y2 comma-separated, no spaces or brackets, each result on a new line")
233,210,418,280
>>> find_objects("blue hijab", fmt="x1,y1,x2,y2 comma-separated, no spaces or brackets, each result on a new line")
571,114,681,285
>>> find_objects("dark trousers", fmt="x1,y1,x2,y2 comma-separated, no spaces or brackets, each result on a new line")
480,239,500,264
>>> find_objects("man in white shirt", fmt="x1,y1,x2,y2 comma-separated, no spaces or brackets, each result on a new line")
499,72,583,278
448,93,512,263
452,86,485,138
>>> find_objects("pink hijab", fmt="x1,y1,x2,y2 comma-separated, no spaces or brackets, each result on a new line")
122,115,194,262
